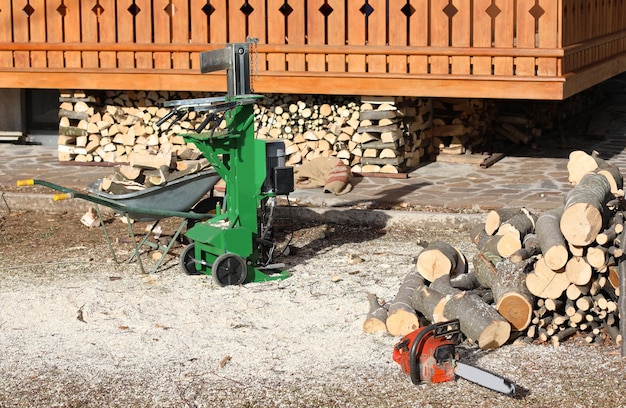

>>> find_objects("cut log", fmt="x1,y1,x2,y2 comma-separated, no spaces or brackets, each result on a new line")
480,234,522,258
386,270,423,336
415,278,511,349
509,233,541,263
560,172,612,246
535,206,569,270
473,254,534,331
496,210,537,240
416,241,467,282
484,208,525,235
565,256,593,286
363,293,388,334
526,256,570,299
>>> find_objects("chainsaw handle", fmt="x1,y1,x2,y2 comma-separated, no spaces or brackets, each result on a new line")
409,323,436,385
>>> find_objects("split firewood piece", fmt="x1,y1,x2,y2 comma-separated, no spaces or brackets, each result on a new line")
560,172,612,246
565,256,593,286
496,209,537,241
416,241,467,283
484,208,525,235
129,150,176,170
386,270,423,336
428,277,511,349
535,206,569,270
526,256,570,299
509,233,541,263
473,254,534,331
363,293,389,334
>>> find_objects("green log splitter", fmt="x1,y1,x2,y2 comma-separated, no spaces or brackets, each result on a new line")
157,40,294,286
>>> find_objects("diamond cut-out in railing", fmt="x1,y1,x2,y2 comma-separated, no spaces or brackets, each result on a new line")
128,3,140,17
164,3,174,17
57,4,67,17
360,2,374,17
443,2,458,18
529,3,545,19
486,2,501,18
23,4,35,17
241,1,254,16
401,3,416,17
92,3,104,16
202,2,215,16
279,1,293,17
319,1,333,17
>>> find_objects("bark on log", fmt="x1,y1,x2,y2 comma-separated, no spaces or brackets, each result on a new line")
496,210,537,241
363,293,388,333
560,173,612,246
386,270,423,336
473,254,534,331
485,208,525,235
535,206,569,270
480,233,522,258
509,233,541,263
416,241,466,282
419,277,511,349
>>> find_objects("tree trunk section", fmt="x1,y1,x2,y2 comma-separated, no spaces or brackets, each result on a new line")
525,256,570,299
473,254,534,331
386,270,423,336
535,206,569,270
560,173,612,246
363,293,388,333
416,241,466,282
485,208,525,235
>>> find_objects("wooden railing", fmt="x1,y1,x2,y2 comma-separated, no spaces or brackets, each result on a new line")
1,0,626,100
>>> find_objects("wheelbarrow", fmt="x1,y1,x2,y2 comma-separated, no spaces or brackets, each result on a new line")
17,169,221,273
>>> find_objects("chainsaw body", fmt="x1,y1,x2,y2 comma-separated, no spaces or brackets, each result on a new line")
393,320,461,385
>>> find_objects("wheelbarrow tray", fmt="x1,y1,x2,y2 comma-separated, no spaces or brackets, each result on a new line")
86,169,221,221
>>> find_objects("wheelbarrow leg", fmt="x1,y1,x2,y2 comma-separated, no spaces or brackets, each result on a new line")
94,204,119,264
150,218,187,273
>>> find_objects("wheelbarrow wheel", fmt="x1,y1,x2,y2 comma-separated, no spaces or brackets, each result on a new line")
212,253,247,286
180,243,201,275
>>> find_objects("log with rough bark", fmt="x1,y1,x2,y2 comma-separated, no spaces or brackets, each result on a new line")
363,293,389,334
509,233,541,263
560,172,612,246
385,269,423,336
496,210,537,241
535,206,569,270
415,241,467,282
484,208,526,235
473,253,534,331
412,278,511,349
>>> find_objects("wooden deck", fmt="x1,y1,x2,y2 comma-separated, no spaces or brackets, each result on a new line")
1,0,625,100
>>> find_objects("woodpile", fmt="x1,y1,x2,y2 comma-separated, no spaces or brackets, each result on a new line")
57,90,206,164
58,90,434,175
256,95,433,174
365,149,625,349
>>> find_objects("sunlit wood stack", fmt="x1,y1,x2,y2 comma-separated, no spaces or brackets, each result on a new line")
366,150,626,348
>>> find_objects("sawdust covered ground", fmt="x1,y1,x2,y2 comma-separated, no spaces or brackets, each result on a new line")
1,210,626,407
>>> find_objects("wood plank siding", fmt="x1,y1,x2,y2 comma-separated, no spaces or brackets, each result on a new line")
0,0,625,100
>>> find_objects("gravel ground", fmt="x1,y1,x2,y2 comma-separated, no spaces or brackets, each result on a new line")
1,210,626,407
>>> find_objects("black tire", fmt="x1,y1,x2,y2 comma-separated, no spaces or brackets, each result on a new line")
179,243,201,275
212,253,247,286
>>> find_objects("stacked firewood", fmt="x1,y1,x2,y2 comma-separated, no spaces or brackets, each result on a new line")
431,98,492,156
257,95,434,174
365,149,625,348
57,90,206,164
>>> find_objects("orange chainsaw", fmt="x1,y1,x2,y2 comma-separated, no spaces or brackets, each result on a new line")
393,319,516,395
